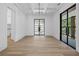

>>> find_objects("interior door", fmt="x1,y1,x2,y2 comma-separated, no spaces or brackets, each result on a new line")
34,19,45,36
39,19,45,35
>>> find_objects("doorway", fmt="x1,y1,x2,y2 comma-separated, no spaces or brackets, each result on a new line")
7,7,15,46
60,4,76,49
7,7,12,39
34,19,45,36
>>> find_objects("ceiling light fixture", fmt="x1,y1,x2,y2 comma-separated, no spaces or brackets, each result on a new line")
38,3,40,15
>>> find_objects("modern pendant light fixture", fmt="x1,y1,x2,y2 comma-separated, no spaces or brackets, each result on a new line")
38,3,40,16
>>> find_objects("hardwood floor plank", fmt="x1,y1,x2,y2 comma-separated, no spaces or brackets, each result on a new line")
0,36,79,56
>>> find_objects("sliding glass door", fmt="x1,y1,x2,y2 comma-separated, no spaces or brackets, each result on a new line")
68,6,76,48
61,11,67,43
60,4,76,49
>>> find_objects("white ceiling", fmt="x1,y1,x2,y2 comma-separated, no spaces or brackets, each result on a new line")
15,3,63,15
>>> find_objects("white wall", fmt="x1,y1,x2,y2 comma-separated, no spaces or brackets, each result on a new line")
51,12,60,39
76,3,79,52
0,4,7,51
25,14,34,36
45,14,54,36
15,7,28,41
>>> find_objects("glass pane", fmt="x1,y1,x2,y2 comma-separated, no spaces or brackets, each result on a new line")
35,32,39,34
40,20,44,35
40,20,44,25
68,6,76,48
35,20,39,35
35,25,38,27
35,20,39,25
40,32,44,34
62,11,67,43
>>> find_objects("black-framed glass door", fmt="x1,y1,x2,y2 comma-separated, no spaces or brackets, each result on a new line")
68,5,76,48
61,11,68,43
60,4,76,49
34,19,45,36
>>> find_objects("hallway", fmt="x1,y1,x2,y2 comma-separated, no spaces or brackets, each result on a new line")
0,36,79,56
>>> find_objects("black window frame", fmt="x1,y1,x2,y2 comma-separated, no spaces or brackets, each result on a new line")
60,4,76,49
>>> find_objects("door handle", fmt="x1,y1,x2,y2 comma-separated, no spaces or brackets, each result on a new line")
68,27,69,36
66,27,69,36
38,26,40,32
66,27,67,35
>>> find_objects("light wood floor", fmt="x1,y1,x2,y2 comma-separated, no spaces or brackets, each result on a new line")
0,36,79,56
